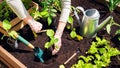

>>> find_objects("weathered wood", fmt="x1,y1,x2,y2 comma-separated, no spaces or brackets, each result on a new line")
0,1,38,35
0,46,27,68
10,1,38,29
0,2,38,67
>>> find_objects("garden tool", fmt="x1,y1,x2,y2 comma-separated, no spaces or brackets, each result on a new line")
74,6,112,38
64,48,81,65
13,32,44,63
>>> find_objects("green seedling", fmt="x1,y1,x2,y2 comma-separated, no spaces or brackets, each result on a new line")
0,0,32,21
31,0,60,26
107,0,120,13
69,28,83,41
44,29,58,49
71,37,120,68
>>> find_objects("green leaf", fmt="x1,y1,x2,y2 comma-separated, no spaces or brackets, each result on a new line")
59,65,65,68
40,11,48,16
98,48,107,54
76,35,83,41
8,31,17,39
51,9,57,12
2,19,11,31
67,16,73,24
53,38,58,43
106,24,111,34
84,63,94,68
95,54,101,60
115,29,120,35
79,56,89,63
96,37,101,42
118,36,120,41
46,29,54,37
47,16,52,25
87,45,98,54
50,12,56,17
44,42,51,49
94,60,107,67
70,30,77,38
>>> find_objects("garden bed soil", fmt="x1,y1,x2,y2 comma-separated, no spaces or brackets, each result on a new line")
0,0,120,68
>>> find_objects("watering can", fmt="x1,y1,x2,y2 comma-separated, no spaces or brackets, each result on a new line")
74,6,112,38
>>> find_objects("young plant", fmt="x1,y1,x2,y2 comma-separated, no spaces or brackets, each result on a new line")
105,0,120,41
69,28,83,41
31,0,61,26
1,19,18,39
115,29,120,41
106,17,120,34
67,6,83,41
0,1,14,21
71,37,120,68
107,0,120,13
44,29,58,49
106,17,120,43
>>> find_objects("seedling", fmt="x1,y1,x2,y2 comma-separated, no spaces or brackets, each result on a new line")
44,29,58,49
107,0,120,13
71,37,120,68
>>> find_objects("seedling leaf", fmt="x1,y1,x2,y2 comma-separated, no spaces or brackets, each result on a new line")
46,29,54,37
2,19,11,31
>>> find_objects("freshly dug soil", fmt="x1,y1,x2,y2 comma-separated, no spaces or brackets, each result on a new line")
0,0,120,68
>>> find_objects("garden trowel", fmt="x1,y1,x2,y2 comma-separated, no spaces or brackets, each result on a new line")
12,31,44,63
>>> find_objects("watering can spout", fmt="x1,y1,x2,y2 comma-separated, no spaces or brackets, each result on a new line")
96,16,112,33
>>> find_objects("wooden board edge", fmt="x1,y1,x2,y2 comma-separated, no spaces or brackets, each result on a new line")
0,46,27,68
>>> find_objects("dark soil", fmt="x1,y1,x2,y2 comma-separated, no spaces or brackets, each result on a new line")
0,0,120,68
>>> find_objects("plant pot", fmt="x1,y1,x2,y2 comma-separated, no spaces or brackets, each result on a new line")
0,1,39,35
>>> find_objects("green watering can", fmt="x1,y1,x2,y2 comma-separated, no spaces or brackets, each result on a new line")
74,6,112,38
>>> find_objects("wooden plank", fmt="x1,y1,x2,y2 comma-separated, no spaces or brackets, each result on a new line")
10,1,39,28
0,46,27,68
0,27,7,35
10,1,39,32
0,1,39,35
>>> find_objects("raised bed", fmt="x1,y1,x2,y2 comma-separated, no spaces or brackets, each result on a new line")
0,46,27,68
0,1,38,68
0,0,120,68
0,1,38,35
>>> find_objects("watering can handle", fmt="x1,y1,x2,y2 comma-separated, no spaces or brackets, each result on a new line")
74,6,85,24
